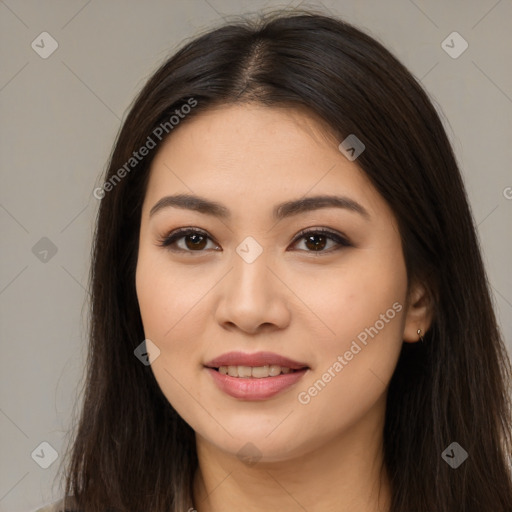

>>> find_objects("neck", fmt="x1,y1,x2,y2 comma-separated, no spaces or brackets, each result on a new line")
192,399,391,512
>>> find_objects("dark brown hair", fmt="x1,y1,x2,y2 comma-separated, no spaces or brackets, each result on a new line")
58,9,512,511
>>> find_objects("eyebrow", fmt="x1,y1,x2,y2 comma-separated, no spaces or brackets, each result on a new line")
149,193,370,221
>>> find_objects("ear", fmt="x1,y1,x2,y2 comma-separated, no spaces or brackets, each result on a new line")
403,280,434,343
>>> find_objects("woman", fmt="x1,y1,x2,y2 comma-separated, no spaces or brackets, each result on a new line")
39,9,512,512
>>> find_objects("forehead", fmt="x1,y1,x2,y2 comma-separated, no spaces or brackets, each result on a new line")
149,102,339,173
142,103,389,223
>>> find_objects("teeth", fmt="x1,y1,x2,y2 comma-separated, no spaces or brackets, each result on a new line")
218,365,294,378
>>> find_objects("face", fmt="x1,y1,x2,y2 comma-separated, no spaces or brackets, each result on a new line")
135,103,414,463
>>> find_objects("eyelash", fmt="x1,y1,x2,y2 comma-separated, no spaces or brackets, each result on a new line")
156,227,352,255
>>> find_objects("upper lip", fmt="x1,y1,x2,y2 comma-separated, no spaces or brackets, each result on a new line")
204,351,309,370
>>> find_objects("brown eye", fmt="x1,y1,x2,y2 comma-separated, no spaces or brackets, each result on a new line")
291,228,352,253
182,232,208,250
303,233,329,251
157,228,219,253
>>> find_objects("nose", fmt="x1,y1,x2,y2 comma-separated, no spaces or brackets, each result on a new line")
214,249,291,335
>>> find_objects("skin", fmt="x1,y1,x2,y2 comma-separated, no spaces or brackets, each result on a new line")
135,103,432,512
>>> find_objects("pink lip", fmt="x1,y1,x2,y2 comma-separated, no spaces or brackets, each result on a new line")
205,367,309,400
203,351,310,401
204,351,309,370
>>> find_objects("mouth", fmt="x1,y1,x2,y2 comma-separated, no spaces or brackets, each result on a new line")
203,351,310,400
206,365,308,378
204,350,309,372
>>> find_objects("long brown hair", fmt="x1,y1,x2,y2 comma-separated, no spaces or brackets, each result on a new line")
59,9,512,511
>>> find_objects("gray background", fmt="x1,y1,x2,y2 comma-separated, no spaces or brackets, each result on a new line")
1,1,511,510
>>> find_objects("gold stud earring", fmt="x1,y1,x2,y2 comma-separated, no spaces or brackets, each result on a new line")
417,328,424,343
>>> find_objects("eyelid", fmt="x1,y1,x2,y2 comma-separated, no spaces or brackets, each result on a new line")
155,227,219,253
291,227,352,250
156,226,352,254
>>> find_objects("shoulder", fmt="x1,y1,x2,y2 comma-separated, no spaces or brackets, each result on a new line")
34,500,62,512
33,496,75,512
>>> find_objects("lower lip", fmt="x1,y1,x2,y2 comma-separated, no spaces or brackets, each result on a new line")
205,367,308,400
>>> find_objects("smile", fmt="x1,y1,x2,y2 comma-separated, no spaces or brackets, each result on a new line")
217,364,297,378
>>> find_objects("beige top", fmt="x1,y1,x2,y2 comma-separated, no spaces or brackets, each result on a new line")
34,497,68,512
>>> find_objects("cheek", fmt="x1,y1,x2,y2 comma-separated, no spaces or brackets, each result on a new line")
296,250,406,350
136,255,209,418
136,247,200,339
135,251,212,372
294,247,407,402
135,253,199,384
